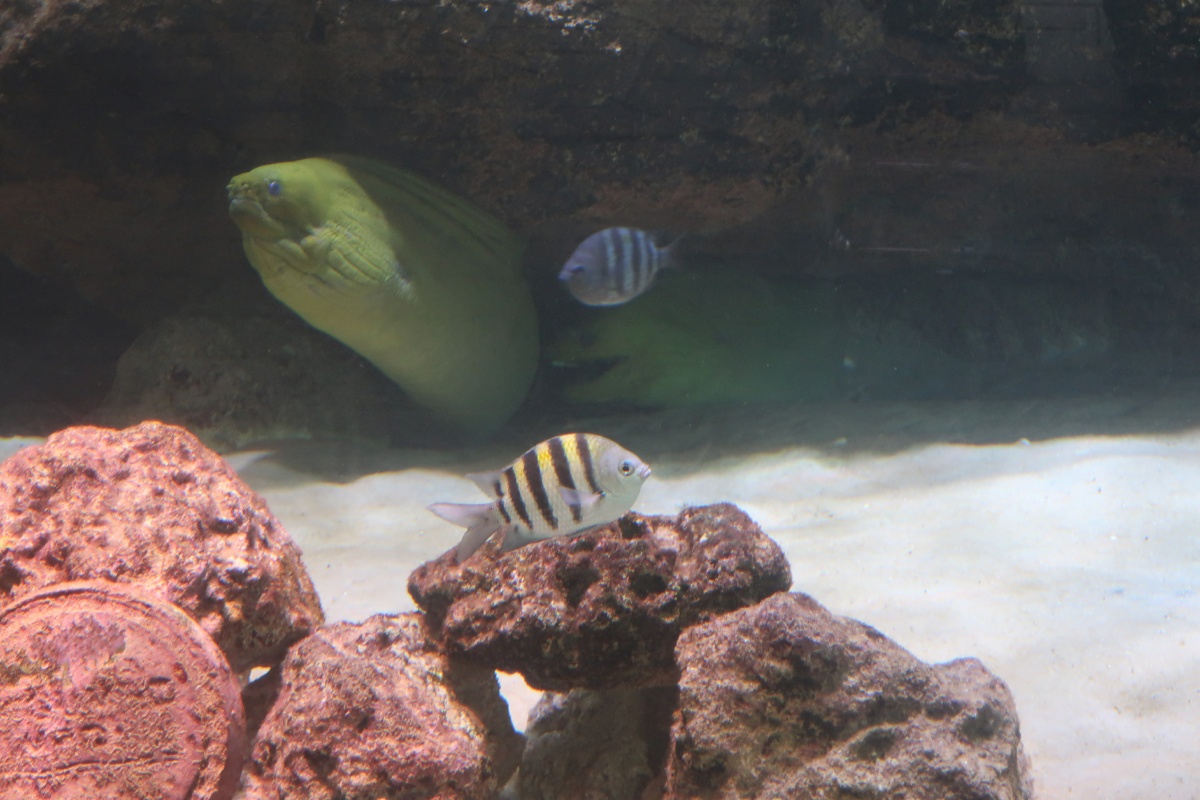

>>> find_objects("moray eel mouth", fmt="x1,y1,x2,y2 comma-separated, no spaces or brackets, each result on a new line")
226,172,341,281
227,182,296,242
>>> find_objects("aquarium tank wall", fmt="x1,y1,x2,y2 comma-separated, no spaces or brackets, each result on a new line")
0,1,1198,798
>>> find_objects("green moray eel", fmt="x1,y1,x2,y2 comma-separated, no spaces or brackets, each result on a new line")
548,272,842,406
227,156,538,434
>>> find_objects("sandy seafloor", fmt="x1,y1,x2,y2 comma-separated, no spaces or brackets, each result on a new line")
4,389,1200,799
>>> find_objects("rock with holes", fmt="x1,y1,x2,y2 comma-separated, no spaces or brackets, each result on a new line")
0,421,324,674
408,502,791,691
666,592,1033,800
238,612,524,800
518,686,676,800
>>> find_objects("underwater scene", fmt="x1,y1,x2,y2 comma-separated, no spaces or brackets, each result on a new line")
1,0,1199,798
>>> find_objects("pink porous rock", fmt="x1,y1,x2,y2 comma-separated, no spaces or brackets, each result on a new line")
240,613,523,800
666,592,1034,800
0,421,324,673
0,580,246,800
408,502,792,691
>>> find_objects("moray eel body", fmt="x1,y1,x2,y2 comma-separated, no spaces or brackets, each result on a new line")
227,156,538,434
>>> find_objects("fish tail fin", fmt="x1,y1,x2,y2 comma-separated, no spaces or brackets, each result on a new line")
427,502,505,562
659,232,687,270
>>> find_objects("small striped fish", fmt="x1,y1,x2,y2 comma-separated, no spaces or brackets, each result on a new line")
428,433,651,562
558,227,680,306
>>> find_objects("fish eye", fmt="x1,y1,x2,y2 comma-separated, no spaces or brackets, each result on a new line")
619,460,634,476
568,263,586,275
267,179,282,197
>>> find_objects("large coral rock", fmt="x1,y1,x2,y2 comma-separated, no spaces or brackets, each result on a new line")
667,592,1033,800
239,613,523,800
408,503,791,691
519,687,676,800
0,421,323,673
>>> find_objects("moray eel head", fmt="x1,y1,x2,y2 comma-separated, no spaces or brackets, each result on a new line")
227,163,331,244
226,156,539,436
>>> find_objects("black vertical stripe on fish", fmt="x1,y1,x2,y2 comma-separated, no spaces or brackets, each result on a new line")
520,448,558,529
574,432,602,494
619,228,635,295
547,436,575,488
504,466,532,528
547,436,583,523
493,478,512,522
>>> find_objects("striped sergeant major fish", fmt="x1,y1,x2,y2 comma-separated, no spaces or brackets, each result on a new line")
428,433,652,562
558,227,681,306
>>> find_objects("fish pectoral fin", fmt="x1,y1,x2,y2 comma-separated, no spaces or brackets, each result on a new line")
559,487,603,516
498,527,537,554
302,216,405,286
457,520,506,563
465,470,506,499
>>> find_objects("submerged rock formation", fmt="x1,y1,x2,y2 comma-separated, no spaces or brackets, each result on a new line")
408,503,792,690
239,613,523,800
97,312,421,451
0,421,1033,797
519,687,676,800
0,581,247,800
666,592,1032,800
0,421,324,673
508,592,1033,800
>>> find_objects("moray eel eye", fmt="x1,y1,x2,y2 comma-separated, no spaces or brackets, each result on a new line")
268,180,282,197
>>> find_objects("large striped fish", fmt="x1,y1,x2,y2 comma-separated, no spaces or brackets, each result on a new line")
558,227,681,306
428,433,652,562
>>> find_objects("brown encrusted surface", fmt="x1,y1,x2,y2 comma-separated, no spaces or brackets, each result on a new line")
0,421,324,673
666,592,1033,800
519,686,676,800
239,613,523,800
408,503,792,691
0,580,246,800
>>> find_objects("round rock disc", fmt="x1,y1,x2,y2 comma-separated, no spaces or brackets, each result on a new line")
0,580,247,800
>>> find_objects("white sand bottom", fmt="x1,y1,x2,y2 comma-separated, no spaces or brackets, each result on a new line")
4,390,1199,799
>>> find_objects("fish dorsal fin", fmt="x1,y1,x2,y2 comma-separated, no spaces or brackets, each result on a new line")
559,486,603,515
466,470,505,499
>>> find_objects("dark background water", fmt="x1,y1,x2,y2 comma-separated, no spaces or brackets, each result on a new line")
1,0,1198,449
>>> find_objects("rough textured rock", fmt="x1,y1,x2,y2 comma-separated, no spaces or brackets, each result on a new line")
96,311,424,450
239,613,524,800
519,687,675,800
0,421,324,673
666,592,1033,800
408,503,791,691
0,580,247,800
